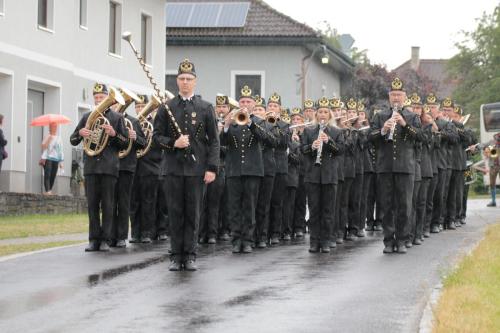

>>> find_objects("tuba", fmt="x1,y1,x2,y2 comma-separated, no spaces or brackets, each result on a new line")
117,87,141,159
136,94,161,158
83,86,125,156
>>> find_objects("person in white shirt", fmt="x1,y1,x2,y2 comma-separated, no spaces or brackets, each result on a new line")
41,122,64,195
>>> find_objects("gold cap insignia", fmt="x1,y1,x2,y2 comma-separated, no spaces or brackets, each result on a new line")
330,97,341,109
291,107,302,115
423,104,431,114
441,97,453,108
391,77,404,91
240,85,252,98
255,95,265,106
410,93,421,105
357,100,365,112
269,92,281,105
346,98,357,110
317,96,330,108
454,105,462,115
180,59,193,72
426,93,438,105
216,95,228,105
303,99,315,109
404,98,412,107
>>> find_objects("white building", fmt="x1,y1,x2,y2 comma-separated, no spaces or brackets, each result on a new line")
0,0,166,194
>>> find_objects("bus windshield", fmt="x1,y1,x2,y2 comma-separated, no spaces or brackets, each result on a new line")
482,103,500,132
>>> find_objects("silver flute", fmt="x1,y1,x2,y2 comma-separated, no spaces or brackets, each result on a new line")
315,119,327,165
387,103,399,141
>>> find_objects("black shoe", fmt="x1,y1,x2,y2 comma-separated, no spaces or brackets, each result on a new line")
455,221,462,228
99,242,110,252
141,237,152,243
336,237,344,244
270,237,280,245
257,241,267,249
431,225,440,233
159,234,168,241
242,244,253,253
108,240,117,248
447,222,456,230
357,229,366,237
207,237,216,244
329,241,337,248
486,201,496,207
295,230,304,238
423,231,431,238
459,219,466,225
116,240,126,248
309,245,320,253
220,233,230,241
413,238,422,245
345,233,356,241
184,260,198,271
396,245,407,254
374,225,383,231
439,224,444,231
321,246,330,253
383,245,394,254
232,242,242,253
405,241,413,249
365,224,374,231
129,237,140,243
168,261,182,271
85,241,100,252
282,234,291,241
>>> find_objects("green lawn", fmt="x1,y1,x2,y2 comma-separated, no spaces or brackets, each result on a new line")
433,223,500,332
0,241,84,257
0,214,88,240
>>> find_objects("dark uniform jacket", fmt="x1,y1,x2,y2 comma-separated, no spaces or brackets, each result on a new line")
363,141,375,173
286,139,301,188
119,114,147,173
353,130,365,175
336,131,346,182
262,121,278,176
435,118,459,170
274,120,290,175
452,121,470,171
221,115,276,178
369,107,421,174
153,95,220,176
343,129,356,179
302,124,345,184
137,115,163,177
420,125,434,179
70,109,128,177
431,132,440,175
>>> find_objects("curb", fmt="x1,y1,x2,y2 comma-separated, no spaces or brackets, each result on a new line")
0,242,86,263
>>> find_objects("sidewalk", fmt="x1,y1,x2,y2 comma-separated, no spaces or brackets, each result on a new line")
0,233,87,246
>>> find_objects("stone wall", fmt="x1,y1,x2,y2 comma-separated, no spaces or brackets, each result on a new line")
0,192,87,216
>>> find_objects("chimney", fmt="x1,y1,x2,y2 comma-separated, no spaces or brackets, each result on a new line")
411,46,420,70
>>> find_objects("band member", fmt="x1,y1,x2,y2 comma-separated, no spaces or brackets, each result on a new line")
254,95,278,248
302,97,344,253
294,99,316,236
358,103,375,234
483,134,500,207
155,149,169,241
427,94,459,233
407,94,432,246
282,107,303,240
369,78,421,254
199,94,230,244
268,92,290,245
222,86,275,253
110,94,147,248
460,128,477,222
129,95,163,244
153,59,220,271
70,83,128,252
331,98,346,244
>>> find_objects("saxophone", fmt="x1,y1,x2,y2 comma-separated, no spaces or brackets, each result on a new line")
117,87,141,159
83,86,125,156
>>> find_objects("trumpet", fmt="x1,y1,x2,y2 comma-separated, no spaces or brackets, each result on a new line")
117,87,141,159
265,111,278,125
489,145,498,159
230,108,250,126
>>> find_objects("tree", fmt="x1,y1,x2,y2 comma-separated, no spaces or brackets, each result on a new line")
448,5,500,129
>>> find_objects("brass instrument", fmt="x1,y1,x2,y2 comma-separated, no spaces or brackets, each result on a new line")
265,111,277,125
83,86,125,156
122,31,196,162
315,119,327,165
229,108,249,126
136,94,161,158
489,145,498,159
460,113,471,125
117,87,141,159
388,104,399,141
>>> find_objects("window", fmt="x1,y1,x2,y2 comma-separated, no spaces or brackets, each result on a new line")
482,104,500,132
79,0,87,28
235,74,262,98
141,13,152,65
108,1,122,55
0,0,5,15
38,0,54,31
165,74,178,95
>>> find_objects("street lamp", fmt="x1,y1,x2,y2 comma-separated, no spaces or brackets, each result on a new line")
300,44,330,103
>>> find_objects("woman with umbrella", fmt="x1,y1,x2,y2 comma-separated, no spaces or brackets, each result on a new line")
31,114,70,195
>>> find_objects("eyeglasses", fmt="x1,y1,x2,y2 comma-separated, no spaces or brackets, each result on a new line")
178,77,195,82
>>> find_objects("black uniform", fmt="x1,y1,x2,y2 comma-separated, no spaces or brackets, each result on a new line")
349,129,365,235
302,124,344,250
70,109,128,245
363,141,377,230
155,150,170,239
333,130,346,241
111,114,147,244
282,137,301,237
153,95,220,263
369,108,421,249
425,131,440,235
460,129,477,222
340,129,356,239
293,131,307,236
222,116,276,248
269,120,290,240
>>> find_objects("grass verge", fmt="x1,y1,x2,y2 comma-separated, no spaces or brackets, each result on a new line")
0,241,84,257
0,214,88,240
432,223,500,332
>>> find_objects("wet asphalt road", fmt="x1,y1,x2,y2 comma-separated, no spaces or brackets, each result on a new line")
0,199,498,333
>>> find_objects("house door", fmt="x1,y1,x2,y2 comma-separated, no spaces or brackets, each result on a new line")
26,89,44,194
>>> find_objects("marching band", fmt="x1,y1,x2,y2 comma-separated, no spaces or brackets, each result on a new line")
71,55,491,271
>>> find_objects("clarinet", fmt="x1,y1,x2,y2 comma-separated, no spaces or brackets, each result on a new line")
315,120,327,165
387,103,399,141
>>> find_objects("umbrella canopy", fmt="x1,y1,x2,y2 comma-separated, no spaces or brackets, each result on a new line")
30,114,71,127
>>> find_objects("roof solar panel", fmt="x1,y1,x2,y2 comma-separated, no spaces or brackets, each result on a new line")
166,2,250,28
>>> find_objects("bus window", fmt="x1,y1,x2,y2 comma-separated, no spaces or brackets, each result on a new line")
483,104,500,132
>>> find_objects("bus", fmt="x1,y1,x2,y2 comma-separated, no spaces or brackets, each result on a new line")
479,102,500,185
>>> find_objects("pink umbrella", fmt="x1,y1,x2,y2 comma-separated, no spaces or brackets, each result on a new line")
30,114,71,127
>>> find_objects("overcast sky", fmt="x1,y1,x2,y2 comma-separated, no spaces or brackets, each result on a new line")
265,0,498,69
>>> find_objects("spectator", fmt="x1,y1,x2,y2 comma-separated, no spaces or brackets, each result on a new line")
41,122,64,195
0,114,7,174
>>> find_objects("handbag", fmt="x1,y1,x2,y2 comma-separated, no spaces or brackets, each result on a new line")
1,149,7,160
